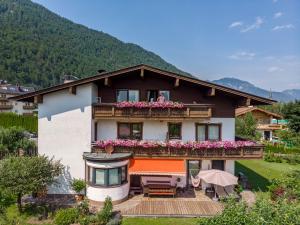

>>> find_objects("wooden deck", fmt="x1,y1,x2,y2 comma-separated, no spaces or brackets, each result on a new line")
113,190,223,217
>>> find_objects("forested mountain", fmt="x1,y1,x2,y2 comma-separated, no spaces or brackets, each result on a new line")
0,0,186,88
213,78,300,102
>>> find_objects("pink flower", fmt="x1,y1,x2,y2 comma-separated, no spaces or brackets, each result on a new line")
95,139,256,150
115,101,184,109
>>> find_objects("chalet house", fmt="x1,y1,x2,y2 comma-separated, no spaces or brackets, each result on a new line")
0,80,37,115
235,106,284,141
12,65,275,204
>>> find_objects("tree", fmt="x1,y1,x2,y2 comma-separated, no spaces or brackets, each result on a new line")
0,126,36,157
282,100,300,133
0,156,63,212
236,112,260,140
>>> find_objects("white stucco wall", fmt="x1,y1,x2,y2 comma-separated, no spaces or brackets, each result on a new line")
97,118,235,141
86,160,130,202
38,83,97,194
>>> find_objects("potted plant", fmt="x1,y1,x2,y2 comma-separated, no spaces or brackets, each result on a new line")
71,178,86,201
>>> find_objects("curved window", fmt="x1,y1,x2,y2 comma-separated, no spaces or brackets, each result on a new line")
88,166,127,187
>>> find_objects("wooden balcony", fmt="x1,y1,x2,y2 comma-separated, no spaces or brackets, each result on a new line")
0,104,13,110
92,144,263,159
93,103,212,120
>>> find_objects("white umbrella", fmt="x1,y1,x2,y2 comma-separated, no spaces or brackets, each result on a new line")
198,169,238,187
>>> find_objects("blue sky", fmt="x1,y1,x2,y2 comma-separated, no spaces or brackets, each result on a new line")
33,0,300,91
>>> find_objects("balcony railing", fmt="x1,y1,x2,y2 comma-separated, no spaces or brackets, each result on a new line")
91,142,263,159
23,104,37,110
93,103,212,119
0,104,13,109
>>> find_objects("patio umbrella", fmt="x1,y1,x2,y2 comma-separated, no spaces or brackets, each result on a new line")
198,169,238,187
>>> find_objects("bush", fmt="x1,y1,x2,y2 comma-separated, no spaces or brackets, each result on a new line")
54,208,79,225
95,197,113,225
71,178,86,193
264,153,283,163
76,199,90,216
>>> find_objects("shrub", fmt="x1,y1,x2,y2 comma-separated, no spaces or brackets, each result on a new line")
54,208,79,225
71,178,86,193
95,196,113,225
76,199,90,216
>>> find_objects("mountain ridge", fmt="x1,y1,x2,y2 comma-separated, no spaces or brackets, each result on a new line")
0,0,188,88
212,77,299,102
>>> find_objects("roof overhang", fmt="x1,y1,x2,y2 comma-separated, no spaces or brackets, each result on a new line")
10,64,276,105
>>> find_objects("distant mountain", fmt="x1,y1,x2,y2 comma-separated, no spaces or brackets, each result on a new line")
0,0,187,88
212,78,299,102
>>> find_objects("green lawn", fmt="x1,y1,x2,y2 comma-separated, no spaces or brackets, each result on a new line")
235,159,300,191
123,217,200,225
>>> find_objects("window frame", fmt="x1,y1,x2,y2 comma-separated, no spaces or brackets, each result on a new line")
168,122,182,140
88,165,128,187
117,122,143,140
195,123,222,141
116,89,140,102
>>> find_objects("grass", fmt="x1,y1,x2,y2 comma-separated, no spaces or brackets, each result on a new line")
235,159,300,191
123,217,200,225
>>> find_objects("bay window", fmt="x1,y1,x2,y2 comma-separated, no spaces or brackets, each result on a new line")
88,166,127,187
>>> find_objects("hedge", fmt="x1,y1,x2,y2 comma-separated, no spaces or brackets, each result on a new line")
0,113,37,133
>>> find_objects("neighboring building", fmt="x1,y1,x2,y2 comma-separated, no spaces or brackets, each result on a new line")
0,80,37,115
12,65,275,203
235,106,284,141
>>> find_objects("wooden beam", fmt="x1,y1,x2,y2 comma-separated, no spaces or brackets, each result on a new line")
69,86,76,95
207,87,215,96
174,78,180,87
104,77,111,86
34,95,43,104
140,68,144,78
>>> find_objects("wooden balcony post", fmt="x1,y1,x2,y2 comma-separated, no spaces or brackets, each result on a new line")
112,106,115,116
241,148,244,157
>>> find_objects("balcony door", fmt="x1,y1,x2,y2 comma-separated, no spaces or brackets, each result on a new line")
187,160,201,185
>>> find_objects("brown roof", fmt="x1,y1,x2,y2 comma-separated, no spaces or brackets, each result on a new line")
235,107,283,119
10,64,276,105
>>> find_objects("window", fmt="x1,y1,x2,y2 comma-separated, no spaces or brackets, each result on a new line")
196,124,221,141
147,90,158,102
212,160,224,171
168,123,182,140
118,123,142,140
159,90,170,101
208,125,220,141
147,90,170,102
116,89,139,102
89,166,127,187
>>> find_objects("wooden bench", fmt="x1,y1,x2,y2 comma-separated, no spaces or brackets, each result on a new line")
143,180,176,197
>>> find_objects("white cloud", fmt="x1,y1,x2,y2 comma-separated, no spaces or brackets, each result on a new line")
273,0,278,3
268,66,283,72
229,51,256,60
272,24,295,31
229,21,243,28
273,12,283,19
241,17,264,33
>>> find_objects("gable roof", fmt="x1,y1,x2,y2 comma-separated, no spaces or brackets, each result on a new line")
10,64,276,105
235,107,283,119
